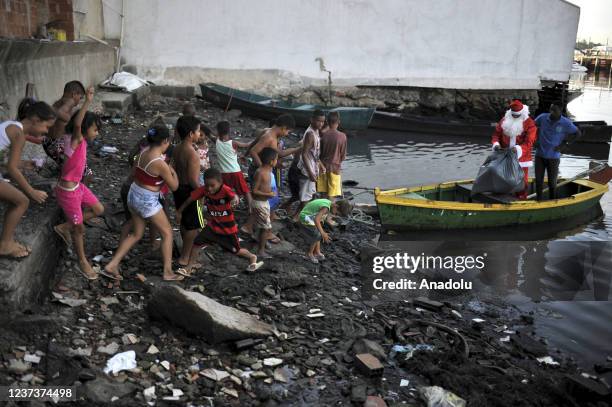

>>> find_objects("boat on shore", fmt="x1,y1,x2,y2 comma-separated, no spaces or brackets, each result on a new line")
369,112,612,144
375,174,609,232
199,83,375,131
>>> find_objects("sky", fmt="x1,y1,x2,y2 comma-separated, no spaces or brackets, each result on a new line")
566,0,612,44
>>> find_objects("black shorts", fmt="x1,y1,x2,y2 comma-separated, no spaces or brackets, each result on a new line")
288,165,301,202
194,226,241,253
173,184,204,231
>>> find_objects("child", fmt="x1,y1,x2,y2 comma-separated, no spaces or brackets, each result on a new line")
53,87,105,279
172,116,204,269
0,99,54,258
215,121,252,208
104,125,182,282
176,168,263,273
299,198,351,264
119,119,171,250
182,102,196,117
39,81,86,164
250,147,278,258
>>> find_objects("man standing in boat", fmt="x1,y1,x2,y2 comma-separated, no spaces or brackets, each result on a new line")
534,103,581,201
491,99,537,199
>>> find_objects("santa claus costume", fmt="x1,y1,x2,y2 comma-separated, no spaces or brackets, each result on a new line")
491,100,537,199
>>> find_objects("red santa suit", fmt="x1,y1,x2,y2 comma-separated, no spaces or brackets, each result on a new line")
491,100,537,199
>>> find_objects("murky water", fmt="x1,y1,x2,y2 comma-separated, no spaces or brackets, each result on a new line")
343,87,612,374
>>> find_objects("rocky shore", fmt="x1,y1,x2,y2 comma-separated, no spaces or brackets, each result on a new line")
0,94,610,406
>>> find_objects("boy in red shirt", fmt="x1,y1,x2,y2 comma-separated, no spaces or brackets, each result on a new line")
176,168,264,272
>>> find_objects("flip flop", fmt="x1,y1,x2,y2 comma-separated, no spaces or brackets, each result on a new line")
99,269,123,281
163,273,185,281
0,246,30,260
53,225,72,246
316,254,326,261
306,255,319,264
78,265,99,281
246,261,264,272
175,268,192,278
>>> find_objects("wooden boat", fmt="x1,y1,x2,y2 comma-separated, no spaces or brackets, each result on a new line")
199,83,375,131
375,177,609,232
369,112,612,144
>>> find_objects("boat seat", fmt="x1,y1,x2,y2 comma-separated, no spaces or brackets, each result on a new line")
457,184,517,204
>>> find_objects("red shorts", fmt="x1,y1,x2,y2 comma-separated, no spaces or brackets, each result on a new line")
222,172,250,196
55,183,99,225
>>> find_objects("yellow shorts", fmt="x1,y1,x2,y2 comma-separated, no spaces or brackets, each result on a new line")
316,172,342,197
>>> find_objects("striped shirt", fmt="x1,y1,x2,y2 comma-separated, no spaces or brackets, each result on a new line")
191,184,237,235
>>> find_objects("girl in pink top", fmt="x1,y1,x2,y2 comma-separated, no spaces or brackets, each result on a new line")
53,87,104,280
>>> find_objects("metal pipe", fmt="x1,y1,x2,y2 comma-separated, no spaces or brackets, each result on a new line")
116,0,125,73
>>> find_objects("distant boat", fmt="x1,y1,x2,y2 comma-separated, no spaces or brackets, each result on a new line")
375,176,608,232
369,112,612,144
199,83,375,131
572,62,588,73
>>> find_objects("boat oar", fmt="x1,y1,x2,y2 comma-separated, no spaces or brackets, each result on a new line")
525,161,610,200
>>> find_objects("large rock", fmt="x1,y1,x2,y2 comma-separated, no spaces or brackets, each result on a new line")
147,285,274,343
81,377,138,403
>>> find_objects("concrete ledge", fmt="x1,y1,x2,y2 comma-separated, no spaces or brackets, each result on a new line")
0,39,115,119
0,181,62,313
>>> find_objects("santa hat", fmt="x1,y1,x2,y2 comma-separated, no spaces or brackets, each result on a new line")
509,100,524,112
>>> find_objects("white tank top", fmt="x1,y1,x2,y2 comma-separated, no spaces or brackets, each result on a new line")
0,121,23,164
215,139,241,173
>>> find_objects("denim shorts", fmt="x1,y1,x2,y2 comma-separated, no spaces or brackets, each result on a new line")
127,182,163,219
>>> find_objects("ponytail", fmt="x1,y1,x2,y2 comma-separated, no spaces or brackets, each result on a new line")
146,125,170,146
17,98,56,122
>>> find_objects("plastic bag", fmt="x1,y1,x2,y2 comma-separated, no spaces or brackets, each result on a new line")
471,149,524,195
420,386,466,407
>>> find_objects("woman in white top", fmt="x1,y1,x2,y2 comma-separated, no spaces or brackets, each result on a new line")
0,99,55,258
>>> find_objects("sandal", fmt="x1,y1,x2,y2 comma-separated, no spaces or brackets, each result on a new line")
53,225,72,246
316,254,326,261
99,269,123,281
163,273,185,281
306,255,319,264
246,261,264,272
175,268,193,278
0,246,30,260
78,265,99,281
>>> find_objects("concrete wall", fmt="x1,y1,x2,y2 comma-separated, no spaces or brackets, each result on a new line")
72,0,105,40
113,0,580,91
0,39,115,120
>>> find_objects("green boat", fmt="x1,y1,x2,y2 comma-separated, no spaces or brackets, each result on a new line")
375,178,609,232
199,83,375,131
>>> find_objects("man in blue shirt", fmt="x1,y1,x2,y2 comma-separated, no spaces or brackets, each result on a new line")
534,103,581,200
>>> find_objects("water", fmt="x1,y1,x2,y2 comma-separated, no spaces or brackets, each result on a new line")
343,87,612,374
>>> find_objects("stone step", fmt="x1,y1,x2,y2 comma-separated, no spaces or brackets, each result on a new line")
98,86,151,116
0,181,63,312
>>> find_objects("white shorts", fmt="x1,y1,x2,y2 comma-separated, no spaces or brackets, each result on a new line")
127,183,163,219
299,178,316,202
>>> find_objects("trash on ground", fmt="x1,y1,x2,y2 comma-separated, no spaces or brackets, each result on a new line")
103,350,137,375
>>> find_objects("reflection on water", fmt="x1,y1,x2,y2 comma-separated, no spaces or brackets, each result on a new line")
344,89,612,373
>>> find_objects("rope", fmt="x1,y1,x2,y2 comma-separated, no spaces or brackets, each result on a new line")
348,208,375,225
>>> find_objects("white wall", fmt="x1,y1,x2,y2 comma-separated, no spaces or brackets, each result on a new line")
117,0,580,90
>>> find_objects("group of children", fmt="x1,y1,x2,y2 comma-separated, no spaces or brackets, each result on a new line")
0,80,351,282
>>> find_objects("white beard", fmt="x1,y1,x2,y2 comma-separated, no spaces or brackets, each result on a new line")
501,106,529,146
